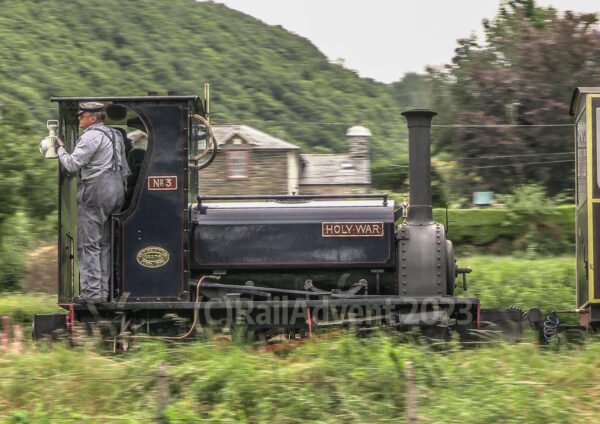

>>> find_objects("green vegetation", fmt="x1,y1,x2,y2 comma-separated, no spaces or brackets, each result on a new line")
0,255,580,422
457,255,575,312
432,205,574,255
430,1,600,197
0,293,62,325
0,0,411,178
0,98,57,291
0,335,599,422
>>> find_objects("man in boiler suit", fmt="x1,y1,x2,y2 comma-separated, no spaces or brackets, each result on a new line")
55,102,129,303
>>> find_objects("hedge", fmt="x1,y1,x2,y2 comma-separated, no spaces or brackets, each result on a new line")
430,205,575,254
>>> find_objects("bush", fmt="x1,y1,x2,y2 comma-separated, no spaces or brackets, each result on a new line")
456,255,575,312
497,185,572,255
432,205,574,255
0,212,34,291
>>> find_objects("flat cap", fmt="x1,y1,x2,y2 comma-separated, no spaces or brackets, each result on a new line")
78,102,105,114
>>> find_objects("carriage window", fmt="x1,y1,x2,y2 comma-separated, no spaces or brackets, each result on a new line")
226,150,249,180
597,108,600,192
577,110,587,207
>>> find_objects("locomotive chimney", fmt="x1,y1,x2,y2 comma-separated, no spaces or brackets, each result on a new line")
401,109,437,224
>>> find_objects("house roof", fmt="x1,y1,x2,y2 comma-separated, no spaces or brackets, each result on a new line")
300,154,371,185
212,125,300,150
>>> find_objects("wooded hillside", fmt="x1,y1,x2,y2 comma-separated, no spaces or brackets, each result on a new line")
0,0,415,190
2,0,598,197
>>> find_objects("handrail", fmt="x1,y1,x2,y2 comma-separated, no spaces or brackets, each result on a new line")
197,193,388,206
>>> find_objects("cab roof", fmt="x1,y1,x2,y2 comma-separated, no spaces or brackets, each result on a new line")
50,95,205,118
51,95,200,103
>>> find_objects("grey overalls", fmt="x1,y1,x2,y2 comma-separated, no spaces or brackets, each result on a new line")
57,123,127,300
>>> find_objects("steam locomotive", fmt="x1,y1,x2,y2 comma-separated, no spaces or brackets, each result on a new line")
34,94,477,340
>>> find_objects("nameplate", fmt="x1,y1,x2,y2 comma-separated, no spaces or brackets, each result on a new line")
322,222,384,237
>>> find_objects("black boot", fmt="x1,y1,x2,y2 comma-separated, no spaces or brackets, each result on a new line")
73,295,103,304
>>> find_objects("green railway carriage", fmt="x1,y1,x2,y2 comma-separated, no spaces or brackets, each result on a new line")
571,87,600,326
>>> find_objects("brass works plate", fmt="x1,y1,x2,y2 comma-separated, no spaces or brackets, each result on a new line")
136,246,170,268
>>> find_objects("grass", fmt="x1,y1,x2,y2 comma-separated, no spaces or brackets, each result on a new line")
455,255,575,312
0,255,585,422
0,292,63,325
1,334,600,423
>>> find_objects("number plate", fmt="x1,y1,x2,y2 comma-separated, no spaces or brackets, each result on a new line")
147,176,178,191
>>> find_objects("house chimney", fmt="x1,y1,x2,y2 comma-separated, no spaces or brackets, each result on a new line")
347,126,371,160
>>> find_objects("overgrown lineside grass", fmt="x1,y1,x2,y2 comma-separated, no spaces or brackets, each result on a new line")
1,336,600,423
0,293,62,325
456,256,575,312
0,255,588,422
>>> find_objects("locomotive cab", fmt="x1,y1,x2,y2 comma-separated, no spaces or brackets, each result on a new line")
51,95,208,303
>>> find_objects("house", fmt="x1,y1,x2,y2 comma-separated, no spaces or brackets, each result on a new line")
198,124,372,195
300,126,371,194
198,124,300,195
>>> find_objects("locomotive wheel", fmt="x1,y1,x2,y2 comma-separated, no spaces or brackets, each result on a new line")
453,322,476,344
250,327,282,343
420,324,450,345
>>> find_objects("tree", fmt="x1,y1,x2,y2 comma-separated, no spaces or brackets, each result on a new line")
430,1,600,197
0,100,57,290
0,100,57,226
